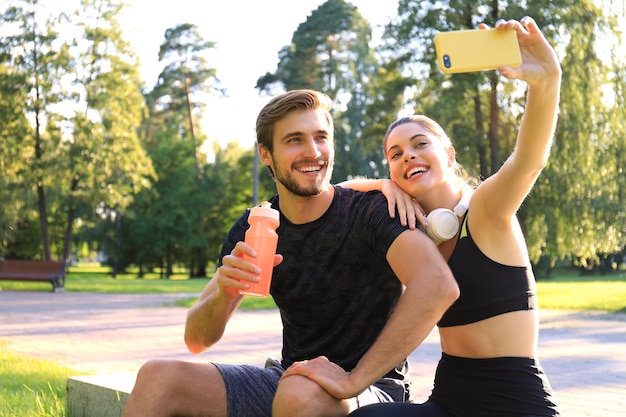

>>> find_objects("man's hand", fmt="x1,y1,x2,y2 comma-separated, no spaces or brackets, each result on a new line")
184,242,282,354
281,356,359,400
216,241,283,299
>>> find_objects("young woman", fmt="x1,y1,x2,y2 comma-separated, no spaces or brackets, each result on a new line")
282,16,562,417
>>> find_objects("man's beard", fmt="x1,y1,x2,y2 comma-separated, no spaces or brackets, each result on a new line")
274,159,333,197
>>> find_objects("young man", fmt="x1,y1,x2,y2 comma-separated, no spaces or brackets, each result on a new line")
121,89,458,417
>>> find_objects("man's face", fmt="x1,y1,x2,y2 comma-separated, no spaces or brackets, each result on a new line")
260,109,334,197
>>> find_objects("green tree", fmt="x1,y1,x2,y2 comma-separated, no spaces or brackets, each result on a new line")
381,0,625,269
128,22,221,277
382,0,532,178
0,0,71,260
606,42,626,267
0,0,153,263
152,23,221,179
202,144,268,266
62,0,154,264
0,62,32,257
524,1,625,270
110,127,199,276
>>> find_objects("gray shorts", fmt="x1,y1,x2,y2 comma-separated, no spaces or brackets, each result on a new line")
213,359,409,417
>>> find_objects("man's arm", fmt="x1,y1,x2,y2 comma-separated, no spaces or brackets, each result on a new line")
282,228,458,398
185,241,280,354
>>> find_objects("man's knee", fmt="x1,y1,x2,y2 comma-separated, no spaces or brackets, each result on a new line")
135,359,172,387
123,360,178,417
128,359,226,417
131,359,168,398
273,375,350,417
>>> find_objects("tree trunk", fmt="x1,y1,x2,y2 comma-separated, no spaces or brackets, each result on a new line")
166,245,173,279
488,72,501,175
61,175,80,265
36,181,51,260
472,91,488,180
112,212,122,278
34,107,51,260
184,77,201,180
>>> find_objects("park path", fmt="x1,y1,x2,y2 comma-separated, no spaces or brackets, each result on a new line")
1,290,625,416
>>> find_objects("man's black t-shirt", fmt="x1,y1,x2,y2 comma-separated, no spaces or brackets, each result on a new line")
219,186,411,382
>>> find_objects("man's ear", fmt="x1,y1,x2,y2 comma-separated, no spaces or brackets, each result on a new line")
258,144,272,166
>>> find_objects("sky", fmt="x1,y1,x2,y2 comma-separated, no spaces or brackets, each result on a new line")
116,0,399,152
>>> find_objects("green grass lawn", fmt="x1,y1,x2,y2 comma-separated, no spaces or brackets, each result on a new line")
2,262,624,312
535,268,626,313
0,262,278,309
0,342,71,417
1,263,624,416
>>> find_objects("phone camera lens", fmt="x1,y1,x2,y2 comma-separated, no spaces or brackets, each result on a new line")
443,54,451,68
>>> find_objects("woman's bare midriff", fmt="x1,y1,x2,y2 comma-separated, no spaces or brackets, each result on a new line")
438,310,539,358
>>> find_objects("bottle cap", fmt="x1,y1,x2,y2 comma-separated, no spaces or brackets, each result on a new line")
426,208,459,243
249,202,280,221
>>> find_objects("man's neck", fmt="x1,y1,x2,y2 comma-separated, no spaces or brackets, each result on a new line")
277,185,335,225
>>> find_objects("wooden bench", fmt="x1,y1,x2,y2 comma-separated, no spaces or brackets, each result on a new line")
0,259,66,292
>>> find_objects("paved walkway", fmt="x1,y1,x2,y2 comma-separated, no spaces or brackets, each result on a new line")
1,290,624,416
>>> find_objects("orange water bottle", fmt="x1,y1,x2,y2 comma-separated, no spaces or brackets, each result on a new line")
240,202,280,297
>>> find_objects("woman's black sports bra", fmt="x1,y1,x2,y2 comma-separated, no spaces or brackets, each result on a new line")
438,213,537,328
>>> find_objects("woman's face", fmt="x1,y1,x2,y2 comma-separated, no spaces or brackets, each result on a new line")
384,122,455,198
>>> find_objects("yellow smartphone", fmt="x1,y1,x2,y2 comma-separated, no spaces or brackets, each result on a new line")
434,28,522,74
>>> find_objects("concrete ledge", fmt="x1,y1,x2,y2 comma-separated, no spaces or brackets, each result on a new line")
67,373,136,417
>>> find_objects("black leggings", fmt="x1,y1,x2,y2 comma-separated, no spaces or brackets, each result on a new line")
351,401,449,417
350,353,560,417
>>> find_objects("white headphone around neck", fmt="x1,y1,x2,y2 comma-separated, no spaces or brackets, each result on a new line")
425,194,470,244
